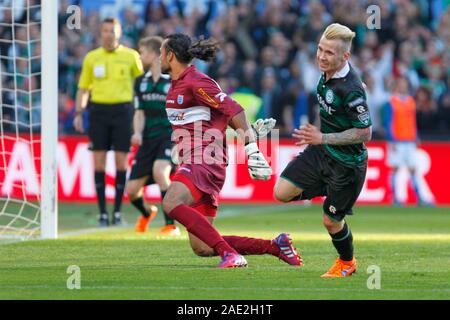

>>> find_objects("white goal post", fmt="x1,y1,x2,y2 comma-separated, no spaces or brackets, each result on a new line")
0,0,58,239
40,0,58,239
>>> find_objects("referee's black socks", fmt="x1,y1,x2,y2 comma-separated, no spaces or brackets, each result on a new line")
94,171,107,214
114,170,127,213
329,222,354,261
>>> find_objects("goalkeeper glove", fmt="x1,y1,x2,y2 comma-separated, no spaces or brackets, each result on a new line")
251,118,276,138
245,142,272,180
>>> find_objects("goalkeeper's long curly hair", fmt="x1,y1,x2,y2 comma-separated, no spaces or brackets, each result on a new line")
164,33,220,64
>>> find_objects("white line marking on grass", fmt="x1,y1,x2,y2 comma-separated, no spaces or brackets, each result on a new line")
0,226,130,244
0,239,25,246
1,284,449,294
54,205,305,239
59,226,127,238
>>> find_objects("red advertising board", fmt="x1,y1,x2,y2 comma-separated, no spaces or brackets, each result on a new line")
1,136,449,205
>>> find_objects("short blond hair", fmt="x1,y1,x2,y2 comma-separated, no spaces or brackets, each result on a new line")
322,23,356,53
139,36,163,54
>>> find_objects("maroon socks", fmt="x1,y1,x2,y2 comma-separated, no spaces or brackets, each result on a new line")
168,204,236,256
223,236,280,256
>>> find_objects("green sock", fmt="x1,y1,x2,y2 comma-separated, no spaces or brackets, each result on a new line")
161,190,174,225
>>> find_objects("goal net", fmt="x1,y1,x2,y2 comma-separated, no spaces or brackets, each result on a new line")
0,0,57,239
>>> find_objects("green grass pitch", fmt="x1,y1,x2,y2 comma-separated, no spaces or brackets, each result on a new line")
1,203,449,300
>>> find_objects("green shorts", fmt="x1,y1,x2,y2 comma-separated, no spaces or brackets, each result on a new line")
129,135,175,185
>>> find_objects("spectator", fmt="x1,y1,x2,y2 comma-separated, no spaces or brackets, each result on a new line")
254,46,279,93
3,0,449,140
258,68,281,122
0,73,14,132
121,8,143,45
382,76,429,206
437,78,450,134
208,41,241,88
416,86,439,137
362,72,389,139
17,75,41,132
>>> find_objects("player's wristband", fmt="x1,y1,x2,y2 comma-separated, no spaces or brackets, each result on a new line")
244,142,259,156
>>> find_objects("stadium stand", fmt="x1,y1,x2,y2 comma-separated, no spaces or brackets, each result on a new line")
1,0,449,139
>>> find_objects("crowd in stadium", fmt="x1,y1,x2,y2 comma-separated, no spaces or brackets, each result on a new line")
1,0,449,139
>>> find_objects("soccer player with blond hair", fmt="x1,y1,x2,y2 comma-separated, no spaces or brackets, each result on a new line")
274,23,373,277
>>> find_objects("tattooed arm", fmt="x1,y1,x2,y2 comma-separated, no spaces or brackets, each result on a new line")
322,127,372,145
293,124,372,146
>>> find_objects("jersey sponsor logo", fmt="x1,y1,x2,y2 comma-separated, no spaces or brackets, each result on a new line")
166,106,211,125
325,89,334,104
177,95,184,105
170,112,186,122
197,88,219,108
317,94,336,115
142,93,167,102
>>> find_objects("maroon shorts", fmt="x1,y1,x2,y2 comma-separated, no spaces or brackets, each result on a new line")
172,164,225,218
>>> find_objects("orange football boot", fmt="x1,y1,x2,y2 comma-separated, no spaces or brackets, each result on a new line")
159,224,181,236
135,205,158,232
321,257,357,278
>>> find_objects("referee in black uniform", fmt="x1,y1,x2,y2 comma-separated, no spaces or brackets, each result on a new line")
73,18,143,226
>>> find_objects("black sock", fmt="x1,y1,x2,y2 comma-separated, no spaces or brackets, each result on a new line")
161,190,174,225
114,170,127,213
329,222,354,261
131,196,150,218
94,171,107,214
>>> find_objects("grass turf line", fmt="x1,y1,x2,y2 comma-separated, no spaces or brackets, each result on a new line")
0,204,449,299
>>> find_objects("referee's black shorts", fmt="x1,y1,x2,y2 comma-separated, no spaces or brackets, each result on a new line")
280,145,367,221
87,102,133,152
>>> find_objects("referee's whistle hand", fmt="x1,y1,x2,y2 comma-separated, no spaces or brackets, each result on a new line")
73,114,84,133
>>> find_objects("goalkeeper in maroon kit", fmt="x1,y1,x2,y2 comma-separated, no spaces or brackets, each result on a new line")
160,33,302,268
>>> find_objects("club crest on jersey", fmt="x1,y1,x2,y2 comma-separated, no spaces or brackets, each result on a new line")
325,89,334,104
358,112,370,125
177,95,184,105
329,205,337,214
